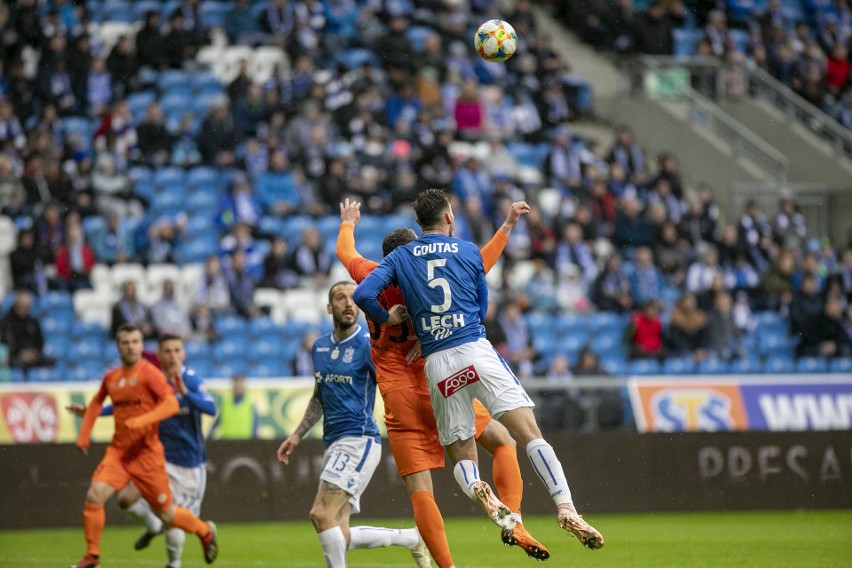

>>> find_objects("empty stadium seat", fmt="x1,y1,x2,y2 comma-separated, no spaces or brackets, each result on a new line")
762,356,795,374
216,316,249,338
697,358,731,375
796,357,828,373
183,341,212,360
249,317,281,339
628,359,662,376
110,263,145,288
248,338,280,362
254,288,286,323
663,357,696,375
829,358,852,373
248,359,288,378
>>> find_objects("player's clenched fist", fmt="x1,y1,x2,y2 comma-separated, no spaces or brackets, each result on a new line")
385,304,408,326
505,201,531,226
277,434,301,464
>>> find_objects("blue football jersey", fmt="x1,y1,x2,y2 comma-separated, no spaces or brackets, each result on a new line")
312,325,380,448
159,367,217,468
354,233,488,357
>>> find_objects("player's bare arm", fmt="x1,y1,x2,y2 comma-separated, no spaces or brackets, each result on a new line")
340,198,361,225
277,383,323,464
385,304,408,326
498,201,530,237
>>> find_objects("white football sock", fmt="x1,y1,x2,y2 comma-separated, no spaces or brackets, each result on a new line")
526,438,573,506
348,526,420,550
453,460,481,500
165,527,185,567
317,526,348,568
125,499,163,534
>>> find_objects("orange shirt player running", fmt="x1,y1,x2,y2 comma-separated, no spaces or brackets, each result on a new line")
70,323,218,568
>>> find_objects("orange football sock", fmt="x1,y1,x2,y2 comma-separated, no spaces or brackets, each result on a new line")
411,490,454,568
83,502,105,556
492,444,523,514
170,507,209,538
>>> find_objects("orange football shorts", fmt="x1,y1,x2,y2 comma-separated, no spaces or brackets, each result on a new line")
91,446,173,511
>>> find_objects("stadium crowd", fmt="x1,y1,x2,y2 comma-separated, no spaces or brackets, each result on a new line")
560,0,852,129
0,0,851,413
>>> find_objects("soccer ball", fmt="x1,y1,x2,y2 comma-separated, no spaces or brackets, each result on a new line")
474,19,518,63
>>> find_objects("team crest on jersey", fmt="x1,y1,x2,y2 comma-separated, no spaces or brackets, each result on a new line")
118,378,126,388
129,377,137,386
343,347,354,363
331,347,339,360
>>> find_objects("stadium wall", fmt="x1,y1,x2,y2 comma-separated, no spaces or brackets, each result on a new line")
2,431,849,529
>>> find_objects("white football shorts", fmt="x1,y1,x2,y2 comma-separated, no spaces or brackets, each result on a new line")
165,462,207,515
319,435,381,514
425,338,534,446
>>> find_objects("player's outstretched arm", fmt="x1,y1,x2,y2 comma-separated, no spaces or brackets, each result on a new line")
481,200,530,273
277,382,323,464
337,198,379,283
76,384,108,455
126,394,180,429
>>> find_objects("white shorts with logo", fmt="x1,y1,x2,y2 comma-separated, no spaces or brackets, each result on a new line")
319,435,381,515
165,462,207,516
425,338,534,446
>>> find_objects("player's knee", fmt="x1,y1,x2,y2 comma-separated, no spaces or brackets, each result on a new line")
157,505,176,525
85,485,108,504
309,504,334,531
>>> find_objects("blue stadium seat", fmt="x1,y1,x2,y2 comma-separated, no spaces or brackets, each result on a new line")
127,90,157,118
132,0,161,20
796,357,828,373
44,337,71,361
697,358,730,375
186,187,221,213
762,355,795,374
554,313,588,336
189,358,214,378
71,320,108,341
153,167,186,188
213,339,249,363
601,357,627,376
186,167,219,189
10,368,27,382
258,216,283,237
532,334,558,358
200,2,230,27
755,311,786,329
280,216,315,242
248,338,280,363
526,312,555,332
249,317,281,339
38,291,73,313
69,361,108,382
404,26,434,53
69,338,108,361
41,313,73,336
185,215,214,236
829,358,852,373
29,366,61,382
755,328,795,357
191,72,222,93
217,316,249,338
183,342,212,360
212,360,249,379
663,357,696,375
672,28,703,57
592,328,626,354
177,238,219,265
249,360,288,378
335,48,381,70
628,359,661,376
159,70,192,93
587,312,623,335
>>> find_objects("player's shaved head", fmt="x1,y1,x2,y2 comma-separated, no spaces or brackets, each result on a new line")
413,188,451,229
382,227,417,256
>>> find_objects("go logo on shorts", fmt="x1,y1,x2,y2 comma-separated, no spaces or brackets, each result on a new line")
438,365,481,398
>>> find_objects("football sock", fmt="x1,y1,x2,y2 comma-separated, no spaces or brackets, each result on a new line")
317,526,348,568
452,460,480,500
165,527,185,566
491,444,523,514
347,526,420,549
526,439,572,506
411,490,454,568
125,499,164,535
170,507,209,538
83,502,105,556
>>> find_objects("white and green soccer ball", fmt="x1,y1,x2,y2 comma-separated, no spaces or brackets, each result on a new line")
474,19,518,63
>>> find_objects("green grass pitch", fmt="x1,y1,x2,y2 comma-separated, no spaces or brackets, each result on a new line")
3,510,849,567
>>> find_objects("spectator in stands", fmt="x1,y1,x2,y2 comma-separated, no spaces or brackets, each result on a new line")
614,197,654,251
224,249,258,319
106,35,138,100
212,374,260,439
23,156,65,213
557,263,593,313
190,303,219,343
0,154,26,217
54,222,94,292
686,246,723,294
294,330,318,376
256,149,300,215
797,295,852,358
724,252,761,292
629,246,665,305
234,83,268,137
93,100,137,165
524,258,559,313
260,237,298,289
0,290,52,371
287,226,331,285
92,153,140,219
146,215,186,264
627,300,664,359
136,103,173,167
555,222,598,284
498,299,535,379
631,0,684,55
151,279,192,338
170,113,203,167
0,99,26,152
163,11,198,68
135,10,164,69
454,80,485,140
35,202,64,263
773,197,807,248
793,250,826,291
261,0,296,50
839,248,852,302
545,126,582,194
538,353,585,432
90,214,132,265
225,0,261,44
667,292,709,362
10,229,46,294
609,125,646,185
790,275,824,336
593,254,633,312
84,56,112,115
705,291,741,361
199,99,239,166
196,255,231,315
482,299,509,356
760,249,795,311
110,281,153,339
37,58,76,115
655,221,688,286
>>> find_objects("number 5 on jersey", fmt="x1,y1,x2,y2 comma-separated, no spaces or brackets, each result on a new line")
427,259,452,313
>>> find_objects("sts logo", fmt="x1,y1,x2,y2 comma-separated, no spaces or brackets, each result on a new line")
649,390,734,431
